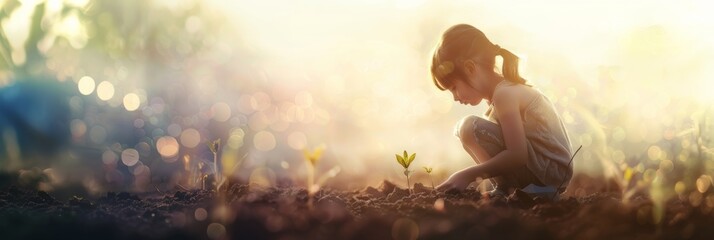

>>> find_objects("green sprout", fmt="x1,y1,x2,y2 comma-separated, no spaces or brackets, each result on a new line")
423,166,434,190
302,145,327,209
396,150,416,192
207,139,221,191
303,145,325,195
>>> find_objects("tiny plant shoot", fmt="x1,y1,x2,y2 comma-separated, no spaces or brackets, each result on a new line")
303,145,325,195
423,166,434,190
396,150,416,192
207,139,221,191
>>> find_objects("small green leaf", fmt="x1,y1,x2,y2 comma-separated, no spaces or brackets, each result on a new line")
396,154,405,168
403,150,408,162
408,153,416,165
206,139,221,153
624,167,633,182
402,153,414,168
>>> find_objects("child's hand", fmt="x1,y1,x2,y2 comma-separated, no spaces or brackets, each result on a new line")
436,171,472,192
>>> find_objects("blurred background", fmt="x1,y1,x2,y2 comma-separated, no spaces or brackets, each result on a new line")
0,0,713,201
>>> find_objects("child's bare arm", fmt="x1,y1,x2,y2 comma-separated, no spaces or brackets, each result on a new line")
491,87,529,166
437,88,529,190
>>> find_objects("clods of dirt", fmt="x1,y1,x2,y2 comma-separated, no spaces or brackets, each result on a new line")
2,180,714,240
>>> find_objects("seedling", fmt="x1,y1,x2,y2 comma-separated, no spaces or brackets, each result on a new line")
303,145,325,195
207,139,221,192
423,167,434,190
396,150,416,192
302,145,326,209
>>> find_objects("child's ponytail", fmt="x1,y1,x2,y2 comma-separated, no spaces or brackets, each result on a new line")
431,25,529,90
495,44,527,85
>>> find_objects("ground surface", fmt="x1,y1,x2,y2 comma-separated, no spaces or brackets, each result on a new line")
1,177,713,240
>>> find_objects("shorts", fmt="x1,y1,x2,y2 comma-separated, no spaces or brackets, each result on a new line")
468,116,546,191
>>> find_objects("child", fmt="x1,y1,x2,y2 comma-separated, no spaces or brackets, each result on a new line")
432,24,573,196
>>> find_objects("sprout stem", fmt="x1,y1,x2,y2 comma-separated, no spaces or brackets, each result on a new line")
406,173,411,193
213,152,220,191
430,175,435,190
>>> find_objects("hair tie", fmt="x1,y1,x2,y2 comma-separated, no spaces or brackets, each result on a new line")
493,44,502,55
436,61,455,78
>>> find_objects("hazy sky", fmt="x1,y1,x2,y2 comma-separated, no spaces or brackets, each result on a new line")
3,0,713,190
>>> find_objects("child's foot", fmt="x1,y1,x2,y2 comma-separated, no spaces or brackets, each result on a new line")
521,184,560,201
487,188,507,198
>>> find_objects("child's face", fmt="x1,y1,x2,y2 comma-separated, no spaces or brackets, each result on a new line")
447,62,489,106
448,77,484,106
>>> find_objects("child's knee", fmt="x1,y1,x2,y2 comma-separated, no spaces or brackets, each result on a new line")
454,115,478,144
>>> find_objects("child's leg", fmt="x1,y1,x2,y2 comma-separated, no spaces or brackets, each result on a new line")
455,115,541,192
455,116,493,164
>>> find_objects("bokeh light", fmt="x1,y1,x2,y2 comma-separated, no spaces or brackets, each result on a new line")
180,128,201,148
157,136,180,159
227,128,245,149
206,223,226,239
697,176,712,193
77,76,95,95
433,198,445,212
391,218,419,240
133,164,150,176
211,102,232,122
123,93,141,111
96,81,115,101
253,131,276,151
121,149,140,167
194,208,208,221
136,142,152,157
102,150,118,165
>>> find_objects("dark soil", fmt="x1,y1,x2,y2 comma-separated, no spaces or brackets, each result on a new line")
1,178,713,240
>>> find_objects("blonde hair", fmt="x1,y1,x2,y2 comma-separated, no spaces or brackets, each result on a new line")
430,24,526,91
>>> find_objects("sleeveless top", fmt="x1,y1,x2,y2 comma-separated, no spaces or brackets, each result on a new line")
486,81,574,187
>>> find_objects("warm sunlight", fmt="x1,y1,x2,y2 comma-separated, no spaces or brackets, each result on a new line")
203,0,714,185
2,1,714,239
